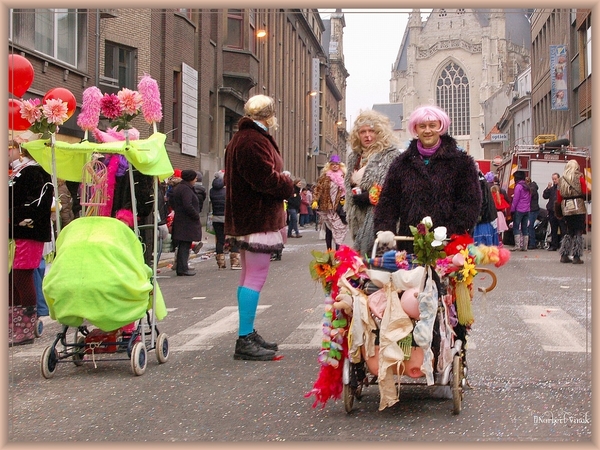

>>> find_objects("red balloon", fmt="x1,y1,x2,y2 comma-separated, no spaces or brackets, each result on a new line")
8,99,31,131
43,87,77,120
8,54,35,98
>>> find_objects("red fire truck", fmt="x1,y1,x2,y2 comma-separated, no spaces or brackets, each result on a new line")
495,136,592,234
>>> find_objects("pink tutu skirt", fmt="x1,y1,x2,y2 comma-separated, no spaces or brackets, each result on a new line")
229,231,284,254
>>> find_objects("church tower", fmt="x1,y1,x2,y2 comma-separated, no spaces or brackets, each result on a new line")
390,9,531,159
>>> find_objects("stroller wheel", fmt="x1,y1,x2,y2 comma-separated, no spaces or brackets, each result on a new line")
343,383,354,413
452,354,463,415
155,333,169,364
130,342,147,376
34,318,44,338
41,346,58,379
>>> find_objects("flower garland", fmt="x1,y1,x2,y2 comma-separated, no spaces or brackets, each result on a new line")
306,245,367,408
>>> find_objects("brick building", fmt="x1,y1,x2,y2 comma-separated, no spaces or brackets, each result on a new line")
8,8,348,186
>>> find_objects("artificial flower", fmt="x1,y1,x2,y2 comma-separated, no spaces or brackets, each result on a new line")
368,183,382,205
42,99,69,124
117,88,143,115
77,86,103,131
20,97,69,136
431,226,447,247
19,98,42,123
409,217,447,266
100,93,123,120
138,74,163,124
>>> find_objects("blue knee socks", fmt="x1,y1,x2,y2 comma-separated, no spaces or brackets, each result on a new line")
237,286,260,337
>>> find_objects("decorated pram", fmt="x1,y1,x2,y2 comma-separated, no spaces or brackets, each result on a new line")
305,218,509,414
20,77,174,378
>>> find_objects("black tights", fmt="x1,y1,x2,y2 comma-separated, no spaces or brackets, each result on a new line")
325,226,339,251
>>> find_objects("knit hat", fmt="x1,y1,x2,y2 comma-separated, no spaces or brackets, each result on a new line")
214,170,224,179
181,169,197,182
195,171,203,183
329,154,341,163
484,171,495,183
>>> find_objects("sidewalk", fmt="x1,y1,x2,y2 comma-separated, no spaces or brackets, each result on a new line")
158,236,216,269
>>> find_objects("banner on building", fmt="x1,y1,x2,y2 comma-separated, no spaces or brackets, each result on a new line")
550,45,568,111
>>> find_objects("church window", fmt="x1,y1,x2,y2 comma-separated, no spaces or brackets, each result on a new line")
436,62,470,136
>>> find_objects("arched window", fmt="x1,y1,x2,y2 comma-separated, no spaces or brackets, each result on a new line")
436,62,470,136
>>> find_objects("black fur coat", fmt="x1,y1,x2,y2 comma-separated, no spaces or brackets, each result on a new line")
373,134,482,249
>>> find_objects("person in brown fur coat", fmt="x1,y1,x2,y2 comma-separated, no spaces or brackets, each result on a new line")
224,95,294,361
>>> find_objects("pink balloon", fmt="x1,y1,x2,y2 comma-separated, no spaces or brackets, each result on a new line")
8,54,35,98
400,288,420,320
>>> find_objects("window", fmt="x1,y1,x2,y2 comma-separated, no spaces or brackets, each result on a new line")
584,21,592,77
11,9,85,68
172,71,181,144
177,9,192,20
104,41,137,90
436,62,470,136
35,9,77,65
226,9,243,48
249,9,256,54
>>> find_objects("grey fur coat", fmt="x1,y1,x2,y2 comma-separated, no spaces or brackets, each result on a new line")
344,145,402,256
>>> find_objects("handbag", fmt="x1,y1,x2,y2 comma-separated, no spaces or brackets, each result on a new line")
206,212,215,235
561,197,585,216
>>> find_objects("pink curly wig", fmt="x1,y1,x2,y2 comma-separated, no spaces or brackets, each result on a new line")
408,105,451,137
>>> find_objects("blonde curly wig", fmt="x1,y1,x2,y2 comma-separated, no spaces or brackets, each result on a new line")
349,109,399,155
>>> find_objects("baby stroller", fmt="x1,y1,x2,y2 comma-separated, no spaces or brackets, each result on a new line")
306,232,501,415
22,126,175,379
534,209,550,249
40,216,169,378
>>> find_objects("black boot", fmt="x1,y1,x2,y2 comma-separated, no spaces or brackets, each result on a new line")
234,335,276,361
248,329,278,351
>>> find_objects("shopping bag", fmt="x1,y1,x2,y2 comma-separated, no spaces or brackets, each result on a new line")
206,214,215,235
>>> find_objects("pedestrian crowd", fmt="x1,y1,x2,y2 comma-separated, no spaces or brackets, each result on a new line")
9,96,589,353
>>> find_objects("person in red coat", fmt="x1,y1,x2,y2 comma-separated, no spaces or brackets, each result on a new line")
224,95,294,361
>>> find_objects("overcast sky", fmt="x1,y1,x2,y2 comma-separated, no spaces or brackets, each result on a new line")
320,9,432,131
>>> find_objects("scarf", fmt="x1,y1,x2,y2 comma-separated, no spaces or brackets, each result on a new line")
417,139,442,158
327,169,346,195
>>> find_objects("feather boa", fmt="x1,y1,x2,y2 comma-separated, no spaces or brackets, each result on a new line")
305,245,367,408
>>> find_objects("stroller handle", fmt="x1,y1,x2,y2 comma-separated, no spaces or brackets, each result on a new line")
371,236,414,260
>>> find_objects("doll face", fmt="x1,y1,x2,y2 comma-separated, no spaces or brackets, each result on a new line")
8,143,20,165
415,120,441,148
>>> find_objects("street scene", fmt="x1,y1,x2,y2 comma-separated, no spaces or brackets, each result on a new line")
8,230,592,442
7,8,593,444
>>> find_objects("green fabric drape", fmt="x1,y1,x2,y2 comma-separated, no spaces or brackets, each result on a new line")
22,132,174,182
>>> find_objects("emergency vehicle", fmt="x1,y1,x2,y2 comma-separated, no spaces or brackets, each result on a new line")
495,135,591,230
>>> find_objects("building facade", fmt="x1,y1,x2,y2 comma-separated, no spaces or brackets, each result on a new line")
8,8,347,187
530,8,592,148
389,8,532,160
